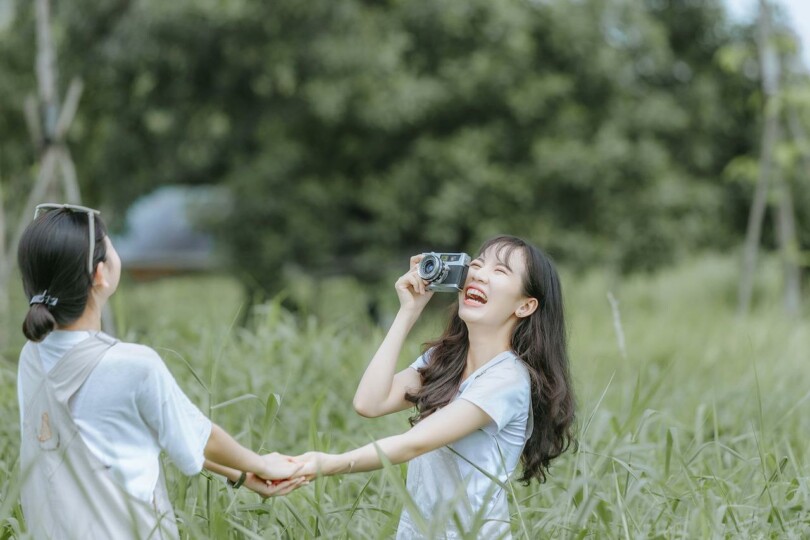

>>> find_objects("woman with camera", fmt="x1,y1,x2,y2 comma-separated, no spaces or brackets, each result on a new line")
296,235,576,539
16,204,306,540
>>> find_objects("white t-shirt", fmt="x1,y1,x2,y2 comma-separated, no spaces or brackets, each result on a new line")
17,330,212,502
397,350,532,539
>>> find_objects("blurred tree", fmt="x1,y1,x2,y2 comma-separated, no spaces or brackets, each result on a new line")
0,0,776,302
0,0,88,346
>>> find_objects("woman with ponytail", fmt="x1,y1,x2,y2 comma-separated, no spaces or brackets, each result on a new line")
296,235,576,539
16,204,305,540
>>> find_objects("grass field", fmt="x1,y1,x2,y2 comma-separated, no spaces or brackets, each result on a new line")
1,253,809,538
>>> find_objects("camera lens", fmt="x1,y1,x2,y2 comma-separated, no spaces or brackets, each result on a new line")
418,253,445,282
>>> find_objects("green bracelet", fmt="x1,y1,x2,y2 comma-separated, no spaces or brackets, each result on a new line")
227,471,247,489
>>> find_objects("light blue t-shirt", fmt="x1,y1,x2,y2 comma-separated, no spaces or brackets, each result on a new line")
397,350,532,540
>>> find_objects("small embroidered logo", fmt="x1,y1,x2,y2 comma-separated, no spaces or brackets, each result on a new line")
38,412,52,442
37,411,60,450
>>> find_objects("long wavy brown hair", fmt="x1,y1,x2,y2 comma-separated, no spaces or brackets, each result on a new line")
405,235,576,484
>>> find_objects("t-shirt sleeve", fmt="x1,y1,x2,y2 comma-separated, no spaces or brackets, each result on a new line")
136,352,212,476
409,348,434,371
410,354,428,371
459,363,530,432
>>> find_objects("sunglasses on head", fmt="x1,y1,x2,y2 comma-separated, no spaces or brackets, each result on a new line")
34,203,101,277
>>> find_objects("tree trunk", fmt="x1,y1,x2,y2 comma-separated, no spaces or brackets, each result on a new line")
784,108,808,313
787,106,810,171
55,78,84,203
0,174,9,352
774,175,801,315
10,148,59,258
36,0,58,133
738,0,781,316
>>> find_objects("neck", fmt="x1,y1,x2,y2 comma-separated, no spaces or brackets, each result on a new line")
465,320,515,371
59,297,104,332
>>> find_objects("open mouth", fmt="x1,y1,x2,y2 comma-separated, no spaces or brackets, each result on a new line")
464,286,488,305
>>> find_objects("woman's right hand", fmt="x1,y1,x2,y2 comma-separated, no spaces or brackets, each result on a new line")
243,473,308,498
395,254,434,314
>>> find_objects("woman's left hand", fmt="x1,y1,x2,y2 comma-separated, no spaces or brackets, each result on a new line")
293,451,336,477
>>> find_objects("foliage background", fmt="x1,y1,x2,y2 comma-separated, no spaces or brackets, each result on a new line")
5,0,806,298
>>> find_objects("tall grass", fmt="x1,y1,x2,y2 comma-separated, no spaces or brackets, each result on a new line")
1,254,809,538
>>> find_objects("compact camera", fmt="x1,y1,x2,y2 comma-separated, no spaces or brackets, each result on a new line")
417,252,471,292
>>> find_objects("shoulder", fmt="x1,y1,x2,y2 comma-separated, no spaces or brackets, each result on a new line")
467,353,531,409
459,353,532,431
103,342,190,403
18,342,37,374
19,341,35,360
482,353,531,387
102,341,170,379
106,341,163,364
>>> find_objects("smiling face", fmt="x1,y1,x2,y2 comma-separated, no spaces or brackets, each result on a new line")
457,242,538,330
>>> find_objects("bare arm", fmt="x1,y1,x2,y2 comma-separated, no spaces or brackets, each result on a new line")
204,459,307,498
352,310,424,417
204,458,244,484
353,255,432,418
298,399,493,476
204,423,301,480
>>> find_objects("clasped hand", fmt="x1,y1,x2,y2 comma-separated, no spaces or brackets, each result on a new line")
243,452,309,498
242,451,337,498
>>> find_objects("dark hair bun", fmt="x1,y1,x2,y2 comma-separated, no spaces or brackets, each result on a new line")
22,304,57,342
18,208,109,341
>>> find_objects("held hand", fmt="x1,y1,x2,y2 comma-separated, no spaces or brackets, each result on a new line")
293,451,335,478
259,452,303,480
243,473,308,498
395,255,434,313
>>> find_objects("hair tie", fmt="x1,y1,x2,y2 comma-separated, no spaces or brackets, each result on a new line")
30,291,58,308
